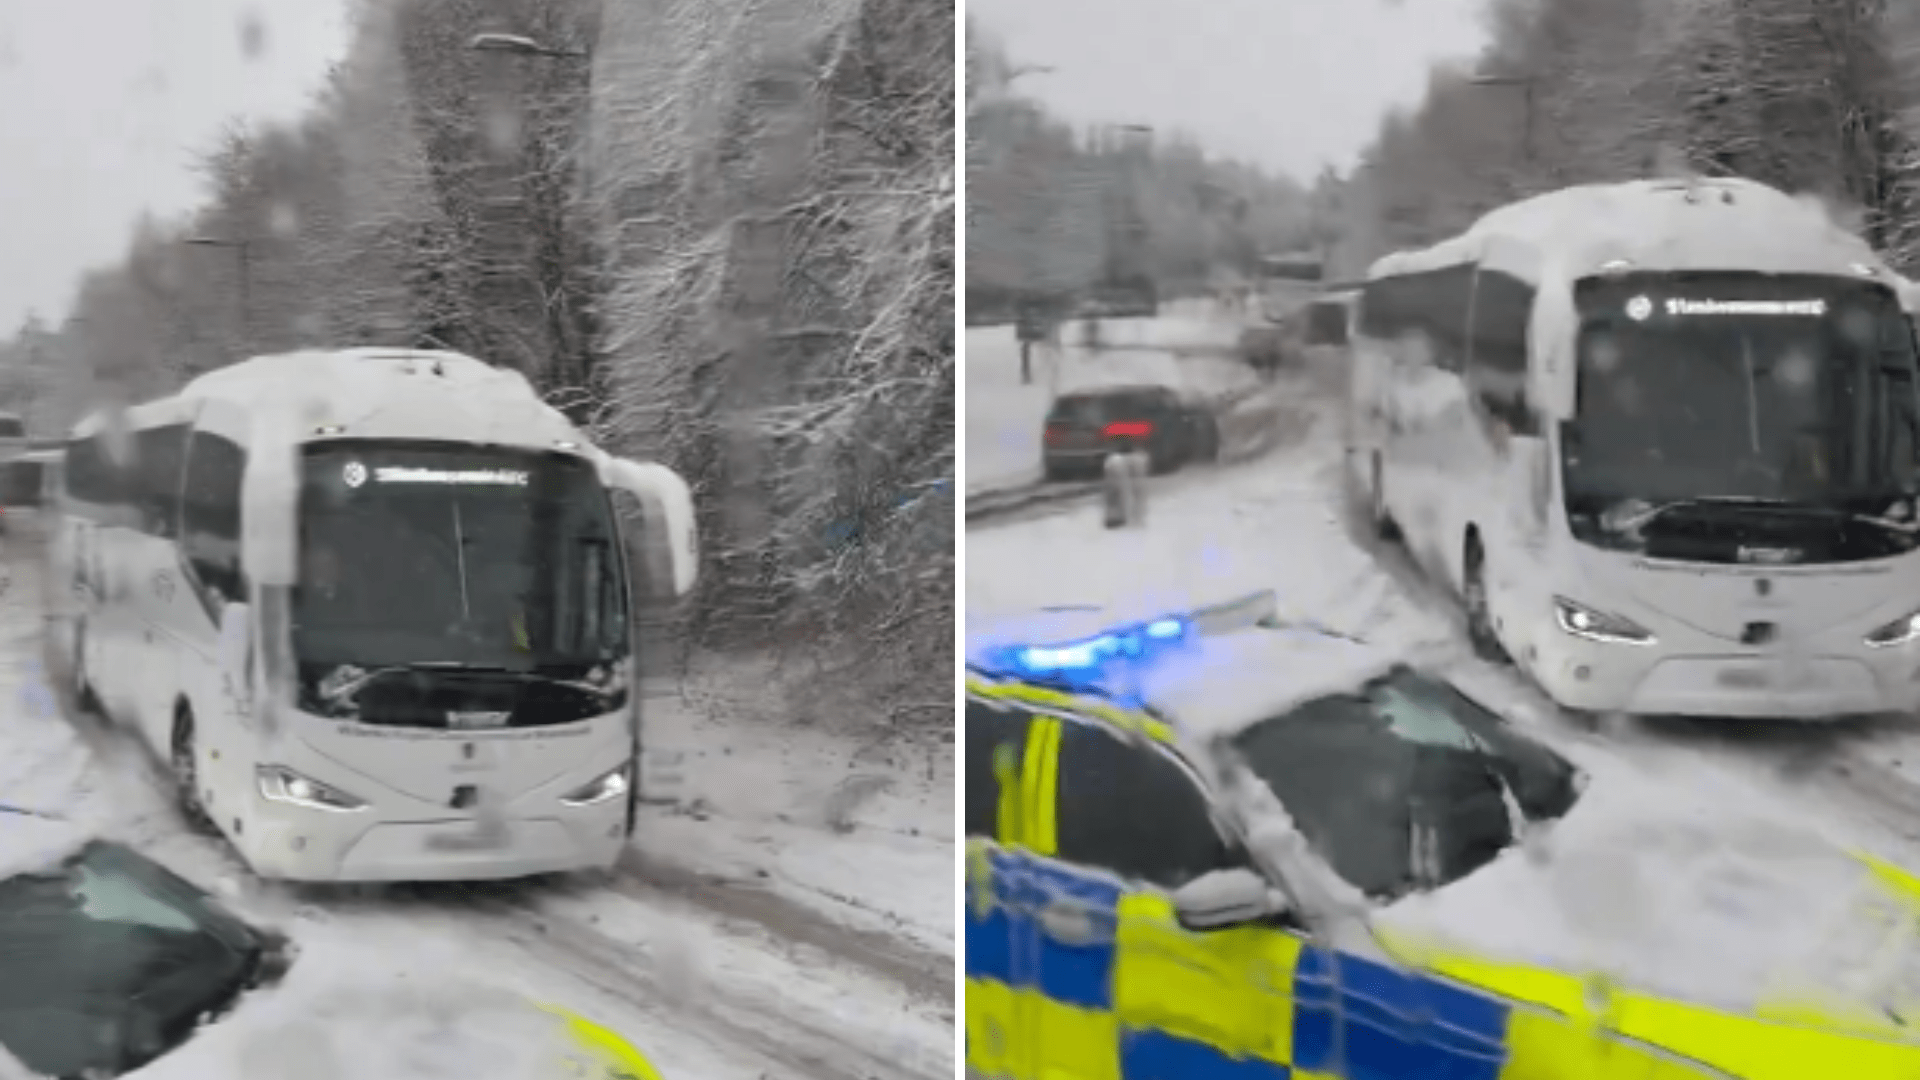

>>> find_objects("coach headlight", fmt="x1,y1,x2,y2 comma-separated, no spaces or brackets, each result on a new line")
1867,610,1920,648
257,766,367,812
560,764,631,807
1554,597,1654,645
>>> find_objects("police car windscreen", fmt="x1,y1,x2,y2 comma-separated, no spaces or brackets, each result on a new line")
0,840,263,1076
1229,667,1579,899
1050,390,1162,426
1566,272,1920,512
294,442,628,673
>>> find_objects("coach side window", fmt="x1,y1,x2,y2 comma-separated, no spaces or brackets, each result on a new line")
1468,268,1538,436
132,424,190,539
63,435,124,512
1361,269,1473,374
182,430,247,604
1414,266,1474,374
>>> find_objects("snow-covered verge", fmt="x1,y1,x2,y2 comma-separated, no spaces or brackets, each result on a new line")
637,655,954,961
965,421,1420,636
0,547,951,1080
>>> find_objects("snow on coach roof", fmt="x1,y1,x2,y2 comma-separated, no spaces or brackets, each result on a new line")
1369,177,1894,283
180,348,584,451
68,348,592,454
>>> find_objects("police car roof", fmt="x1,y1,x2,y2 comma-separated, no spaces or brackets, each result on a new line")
969,608,1399,740
1371,177,1891,283
1138,625,1397,740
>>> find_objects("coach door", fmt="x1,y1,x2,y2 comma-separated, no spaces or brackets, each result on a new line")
123,403,195,754
1465,246,1551,655
176,399,254,819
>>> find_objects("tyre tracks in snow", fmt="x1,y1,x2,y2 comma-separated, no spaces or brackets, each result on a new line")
11,548,950,1080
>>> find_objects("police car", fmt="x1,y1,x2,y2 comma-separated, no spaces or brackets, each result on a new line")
965,590,1920,1080
0,807,663,1079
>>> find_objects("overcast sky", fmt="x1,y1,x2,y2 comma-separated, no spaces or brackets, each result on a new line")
969,0,1490,183
0,0,350,331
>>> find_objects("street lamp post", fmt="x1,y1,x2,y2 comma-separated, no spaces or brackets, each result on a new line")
1469,73,1537,165
185,236,253,357
467,30,597,411
469,32,587,60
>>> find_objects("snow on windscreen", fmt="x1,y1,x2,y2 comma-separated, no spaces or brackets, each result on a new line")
1373,756,1904,1015
130,934,586,1080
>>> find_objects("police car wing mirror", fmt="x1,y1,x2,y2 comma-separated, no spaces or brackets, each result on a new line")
1173,867,1284,932
603,458,698,598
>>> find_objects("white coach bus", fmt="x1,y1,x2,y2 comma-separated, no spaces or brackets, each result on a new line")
49,348,697,881
1346,177,1920,720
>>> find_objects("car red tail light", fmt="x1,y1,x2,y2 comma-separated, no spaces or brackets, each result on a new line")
1103,421,1153,438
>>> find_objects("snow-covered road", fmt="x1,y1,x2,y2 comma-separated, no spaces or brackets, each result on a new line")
967,311,1920,977
0,542,953,1080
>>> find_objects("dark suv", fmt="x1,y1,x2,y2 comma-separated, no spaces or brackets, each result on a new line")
1041,384,1220,481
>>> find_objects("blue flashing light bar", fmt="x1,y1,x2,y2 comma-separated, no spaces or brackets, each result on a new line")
984,615,1192,692
976,590,1284,699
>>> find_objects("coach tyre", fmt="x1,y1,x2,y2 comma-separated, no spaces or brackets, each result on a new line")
172,706,217,834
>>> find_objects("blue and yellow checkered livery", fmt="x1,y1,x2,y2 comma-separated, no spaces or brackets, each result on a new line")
966,839,1737,1080
966,672,1920,1080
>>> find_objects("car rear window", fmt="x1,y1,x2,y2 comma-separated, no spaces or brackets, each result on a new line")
1049,396,1109,425
1049,390,1168,425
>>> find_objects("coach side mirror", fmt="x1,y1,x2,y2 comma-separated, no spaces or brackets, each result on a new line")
603,458,698,599
1173,867,1287,931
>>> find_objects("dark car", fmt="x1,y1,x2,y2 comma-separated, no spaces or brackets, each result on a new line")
0,810,292,1078
0,453,53,538
1041,384,1220,481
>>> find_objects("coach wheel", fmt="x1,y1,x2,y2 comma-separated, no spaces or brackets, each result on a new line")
172,709,217,835
1464,538,1507,664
